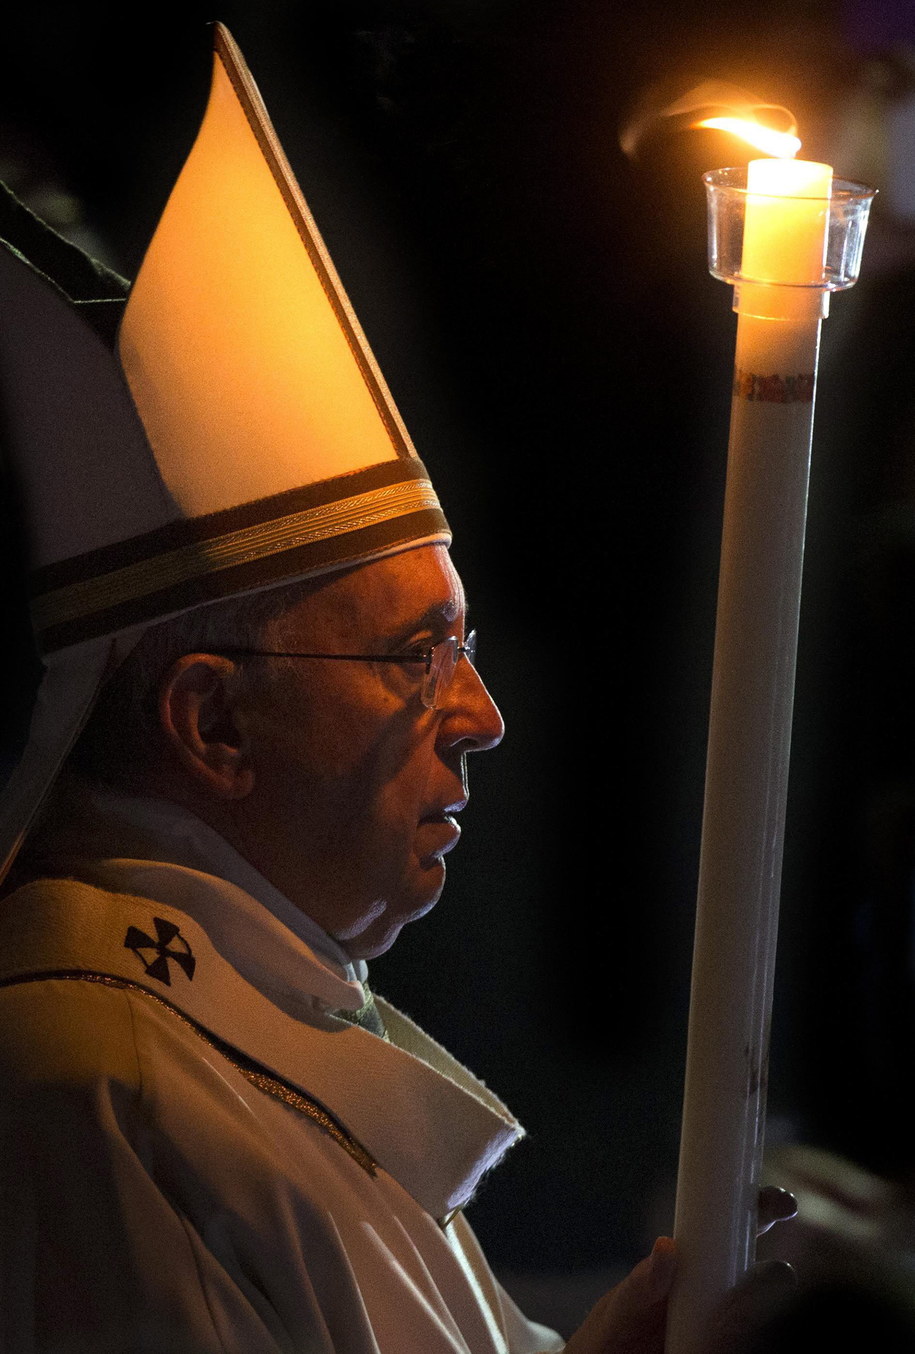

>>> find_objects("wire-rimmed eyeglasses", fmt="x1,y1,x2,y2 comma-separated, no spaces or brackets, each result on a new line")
216,630,477,711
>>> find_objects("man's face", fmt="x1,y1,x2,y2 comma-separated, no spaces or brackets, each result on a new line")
233,544,504,958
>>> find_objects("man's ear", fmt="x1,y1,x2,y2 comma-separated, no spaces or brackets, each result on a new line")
157,654,255,800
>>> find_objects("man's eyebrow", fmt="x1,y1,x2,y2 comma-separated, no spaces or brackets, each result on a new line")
397,596,467,633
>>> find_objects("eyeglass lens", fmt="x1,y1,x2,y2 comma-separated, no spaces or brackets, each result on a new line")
423,632,477,710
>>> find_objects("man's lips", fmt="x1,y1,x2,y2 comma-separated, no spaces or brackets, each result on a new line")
418,804,465,858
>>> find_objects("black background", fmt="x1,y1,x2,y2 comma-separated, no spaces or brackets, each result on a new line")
5,0,915,1296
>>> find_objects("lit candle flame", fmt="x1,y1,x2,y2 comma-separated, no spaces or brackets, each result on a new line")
698,117,802,159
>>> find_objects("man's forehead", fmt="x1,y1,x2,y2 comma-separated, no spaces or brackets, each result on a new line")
282,544,465,637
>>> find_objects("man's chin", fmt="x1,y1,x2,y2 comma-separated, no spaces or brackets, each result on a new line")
347,927,405,961
343,866,446,960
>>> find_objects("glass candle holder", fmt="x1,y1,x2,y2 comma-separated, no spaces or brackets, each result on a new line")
703,166,876,292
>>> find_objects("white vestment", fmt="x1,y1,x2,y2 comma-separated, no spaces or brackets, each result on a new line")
0,791,563,1354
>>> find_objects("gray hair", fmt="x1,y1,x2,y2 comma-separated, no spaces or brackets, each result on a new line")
68,577,316,789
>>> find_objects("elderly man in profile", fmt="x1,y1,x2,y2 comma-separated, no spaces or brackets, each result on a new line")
0,23,795,1354
0,536,683,1354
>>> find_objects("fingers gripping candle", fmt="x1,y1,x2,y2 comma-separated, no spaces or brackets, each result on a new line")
665,151,874,1354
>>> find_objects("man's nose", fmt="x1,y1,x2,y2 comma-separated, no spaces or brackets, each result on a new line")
440,657,505,752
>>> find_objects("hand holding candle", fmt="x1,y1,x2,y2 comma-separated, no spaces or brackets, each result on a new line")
665,137,874,1354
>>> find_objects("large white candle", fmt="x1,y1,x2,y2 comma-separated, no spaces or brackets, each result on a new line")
666,156,832,1354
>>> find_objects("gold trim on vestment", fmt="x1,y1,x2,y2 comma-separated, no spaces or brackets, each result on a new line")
31,479,441,631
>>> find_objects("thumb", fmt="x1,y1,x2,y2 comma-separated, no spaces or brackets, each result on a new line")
563,1237,677,1354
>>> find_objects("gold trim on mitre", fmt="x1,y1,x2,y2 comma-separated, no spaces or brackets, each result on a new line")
31,460,448,652
33,479,440,634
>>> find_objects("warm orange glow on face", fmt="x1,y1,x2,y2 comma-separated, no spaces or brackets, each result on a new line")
698,117,802,159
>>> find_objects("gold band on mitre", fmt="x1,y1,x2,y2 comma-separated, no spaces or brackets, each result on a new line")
31,459,449,652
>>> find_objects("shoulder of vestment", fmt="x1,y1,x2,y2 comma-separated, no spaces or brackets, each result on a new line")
0,873,523,1221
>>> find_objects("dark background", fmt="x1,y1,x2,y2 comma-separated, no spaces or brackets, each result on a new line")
5,0,915,1322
